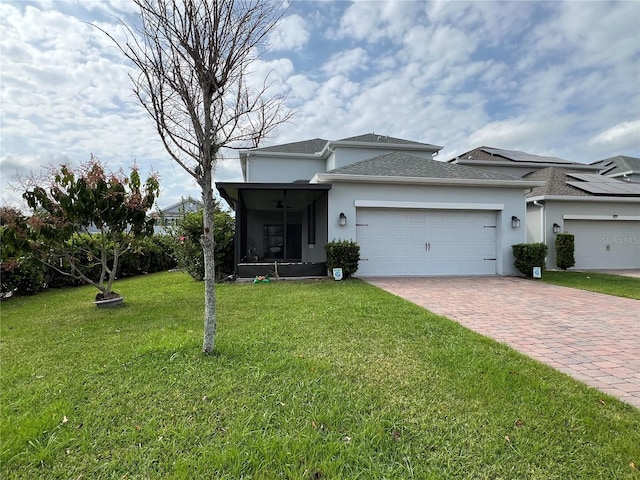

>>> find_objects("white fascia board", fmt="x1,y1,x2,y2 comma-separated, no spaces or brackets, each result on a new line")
527,195,640,203
244,150,324,159
329,140,443,152
311,173,543,188
564,214,640,221
355,200,504,211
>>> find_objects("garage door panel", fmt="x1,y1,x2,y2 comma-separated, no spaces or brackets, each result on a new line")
564,220,640,269
356,208,497,276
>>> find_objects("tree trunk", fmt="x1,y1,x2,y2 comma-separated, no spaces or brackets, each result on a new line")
201,170,217,354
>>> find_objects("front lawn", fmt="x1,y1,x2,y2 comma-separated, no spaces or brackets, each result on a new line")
541,270,640,300
1,272,639,479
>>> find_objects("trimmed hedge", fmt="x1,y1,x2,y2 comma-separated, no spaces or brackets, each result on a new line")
325,240,360,279
2,235,178,297
512,242,548,277
555,233,575,270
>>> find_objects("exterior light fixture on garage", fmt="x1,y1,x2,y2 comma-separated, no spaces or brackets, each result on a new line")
511,216,521,228
339,212,347,226
553,223,561,234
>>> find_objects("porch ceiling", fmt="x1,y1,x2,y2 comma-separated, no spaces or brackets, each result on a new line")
216,182,331,211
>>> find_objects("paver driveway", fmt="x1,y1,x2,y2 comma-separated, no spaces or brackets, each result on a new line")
365,276,640,409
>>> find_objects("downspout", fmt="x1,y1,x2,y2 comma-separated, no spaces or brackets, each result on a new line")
533,200,546,268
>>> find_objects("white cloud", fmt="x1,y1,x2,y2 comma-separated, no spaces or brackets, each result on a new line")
270,14,309,51
589,121,640,150
321,47,369,76
336,1,419,43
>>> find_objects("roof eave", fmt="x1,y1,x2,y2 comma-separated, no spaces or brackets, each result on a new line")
526,195,640,202
311,173,543,188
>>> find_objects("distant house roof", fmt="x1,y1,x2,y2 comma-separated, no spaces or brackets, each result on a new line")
450,146,597,170
592,155,640,177
158,196,203,215
524,167,640,198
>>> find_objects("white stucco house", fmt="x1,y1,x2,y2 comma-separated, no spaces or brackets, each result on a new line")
524,168,640,270
450,147,640,270
151,196,203,234
217,134,542,278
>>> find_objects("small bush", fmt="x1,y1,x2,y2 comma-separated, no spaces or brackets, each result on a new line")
325,240,360,278
555,233,575,270
512,243,548,277
173,208,235,281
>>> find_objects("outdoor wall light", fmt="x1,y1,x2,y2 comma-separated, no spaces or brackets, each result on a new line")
553,223,561,234
339,212,347,226
511,216,521,229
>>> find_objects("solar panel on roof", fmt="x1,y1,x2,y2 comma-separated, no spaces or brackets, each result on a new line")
482,148,574,164
566,172,602,182
566,176,640,195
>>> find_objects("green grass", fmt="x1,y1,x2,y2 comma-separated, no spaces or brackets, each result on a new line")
1,272,639,479
541,270,640,300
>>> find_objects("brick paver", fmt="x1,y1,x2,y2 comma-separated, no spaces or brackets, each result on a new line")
365,276,640,409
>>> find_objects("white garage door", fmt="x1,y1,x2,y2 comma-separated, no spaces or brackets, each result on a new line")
355,208,497,276
564,220,640,269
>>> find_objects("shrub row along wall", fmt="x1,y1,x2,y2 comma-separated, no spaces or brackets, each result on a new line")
1,235,178,297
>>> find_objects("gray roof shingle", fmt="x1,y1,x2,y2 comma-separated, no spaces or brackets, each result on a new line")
594,155,640,175
337,133,437,147
252,138,328,154
525,167,598,197
329,152,525,180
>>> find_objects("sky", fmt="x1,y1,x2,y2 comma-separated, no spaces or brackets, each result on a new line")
1,0,639,211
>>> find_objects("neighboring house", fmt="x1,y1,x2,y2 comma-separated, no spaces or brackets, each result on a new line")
449,148,640,271
152,196,203,234
449,146,600,177
592,155,640,183
217,134,541,278
524,168,640,270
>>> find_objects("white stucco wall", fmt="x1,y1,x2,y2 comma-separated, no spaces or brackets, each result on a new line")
324,181,528,275
301,199,328,262
247,155,324,182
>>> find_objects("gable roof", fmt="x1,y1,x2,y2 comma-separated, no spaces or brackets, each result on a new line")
157,196,203,214
329,152,523,180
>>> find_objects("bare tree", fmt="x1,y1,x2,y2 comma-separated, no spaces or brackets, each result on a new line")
99,0,291,353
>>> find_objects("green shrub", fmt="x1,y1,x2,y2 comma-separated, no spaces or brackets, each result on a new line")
1,206,47,296
0,256,47,297
173,208,235,281
325,240,360,278
119,235,177,277
512,243,548,277
555,233,575,270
